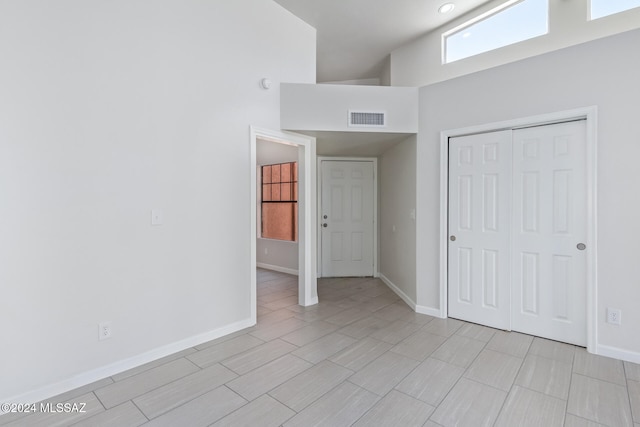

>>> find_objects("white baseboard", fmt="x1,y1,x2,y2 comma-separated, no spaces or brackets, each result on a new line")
596,343,640,364
416,305,445,318
1,318,254,408
379,274,444,318
379,274,417,310
302,296,319,307
257,262,298,276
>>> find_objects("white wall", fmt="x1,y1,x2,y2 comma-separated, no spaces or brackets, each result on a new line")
379,136,417,303
415,28,640,360
0,0,315,402
256,139,299,274
281,83,418,133
256,239,298,274
392,0,640,87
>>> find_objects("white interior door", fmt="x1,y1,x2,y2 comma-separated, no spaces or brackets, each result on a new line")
321,160,374,277
447,121,587,346
511,121,587,346
448,131,512,330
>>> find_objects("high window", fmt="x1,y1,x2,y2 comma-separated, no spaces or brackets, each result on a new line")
590,0,640,19
444,0,549,64
261,162,298,242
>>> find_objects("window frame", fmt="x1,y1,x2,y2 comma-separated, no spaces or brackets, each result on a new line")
589,0,640,20
442,0,549,64
260,161,298,242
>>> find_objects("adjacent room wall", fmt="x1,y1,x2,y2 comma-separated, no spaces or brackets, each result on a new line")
0,0,315,402
415,28,640,360
379,136,417,304
257,139,299,274
391,0,640,87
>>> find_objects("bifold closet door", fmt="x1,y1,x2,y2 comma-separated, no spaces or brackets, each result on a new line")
511,121,587,346
448,130,512,330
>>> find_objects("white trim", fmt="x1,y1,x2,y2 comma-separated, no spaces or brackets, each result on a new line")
1,318,253,407
441,0,545,64
379,274,444,318
251,127,317,308
257,263,299,276
317,157,378,278
439,106,598,353
416,305,446,318
443,0,521,38
596,344,640,364
379,274,416,310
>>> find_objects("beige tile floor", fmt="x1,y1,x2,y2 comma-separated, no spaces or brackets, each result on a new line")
2,269,639,426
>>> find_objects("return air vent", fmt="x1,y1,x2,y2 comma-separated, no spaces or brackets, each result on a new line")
349,111,386,127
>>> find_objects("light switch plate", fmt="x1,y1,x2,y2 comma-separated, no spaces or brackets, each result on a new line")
151,209,163,226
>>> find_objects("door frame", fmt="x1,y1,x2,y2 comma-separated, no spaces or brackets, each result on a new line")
438,106,598,353
317,157,378,278
250,126,318,325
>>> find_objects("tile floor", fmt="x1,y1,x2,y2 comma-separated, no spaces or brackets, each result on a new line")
2,269,639,426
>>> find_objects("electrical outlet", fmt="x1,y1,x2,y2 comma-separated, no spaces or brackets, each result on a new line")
606,308,621,325
99,322,112,340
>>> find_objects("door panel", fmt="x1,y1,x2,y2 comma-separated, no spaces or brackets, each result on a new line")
321,161,374,277
511,121,587,346
448,131,512,330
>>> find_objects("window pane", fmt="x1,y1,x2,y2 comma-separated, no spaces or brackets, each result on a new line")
260,162,298,242
271,164,281,183
262,203,295,241
281,163,291,182
445,0,548,63
281,183,292,201
591,0,640,19
262,184,271,201
262,165,271,184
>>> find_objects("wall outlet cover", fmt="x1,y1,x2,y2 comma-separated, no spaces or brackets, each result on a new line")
606,308,621,325
99,321,113,340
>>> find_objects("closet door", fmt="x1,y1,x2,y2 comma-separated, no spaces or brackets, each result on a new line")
511,121,587,346
448,130,512,330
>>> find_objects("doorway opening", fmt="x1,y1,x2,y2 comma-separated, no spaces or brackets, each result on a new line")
250,127,317,325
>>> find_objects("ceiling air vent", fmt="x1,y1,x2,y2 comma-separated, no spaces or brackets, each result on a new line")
349,111,386,128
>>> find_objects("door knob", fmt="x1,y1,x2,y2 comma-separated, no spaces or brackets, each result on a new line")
323,215,328,219
577,243,586,250
322,223,328,228
450,235,456,241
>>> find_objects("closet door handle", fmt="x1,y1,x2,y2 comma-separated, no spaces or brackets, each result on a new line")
450,235,456,242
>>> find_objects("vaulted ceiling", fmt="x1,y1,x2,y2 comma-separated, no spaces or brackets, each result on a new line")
273,0,492,83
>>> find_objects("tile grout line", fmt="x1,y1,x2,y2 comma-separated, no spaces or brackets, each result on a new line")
425,329,491,423
129,399,150,423
491,337,533,425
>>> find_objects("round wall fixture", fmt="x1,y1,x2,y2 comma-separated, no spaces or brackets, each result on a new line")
439,3,455,14
260,78,272,90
